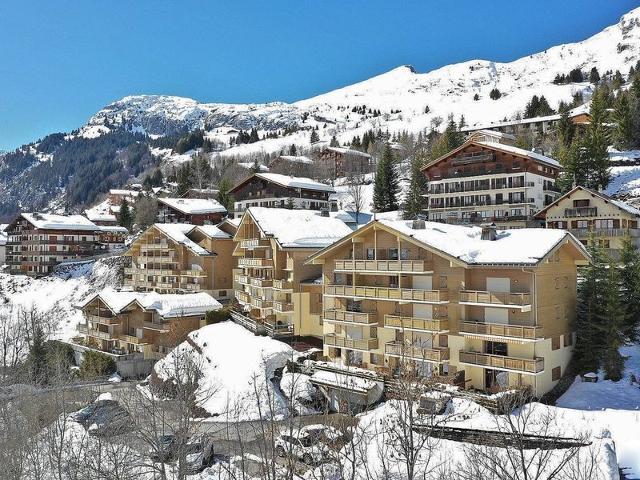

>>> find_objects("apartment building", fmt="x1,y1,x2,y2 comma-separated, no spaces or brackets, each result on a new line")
5,213,102,277
124,222,236,300
423,135,561,228
535,185,640,258
232,207,352,341
77,288,222,360
0,224,7,266
311,147,373,180
157,197,227,225
229,173,337,215
305,218,589,403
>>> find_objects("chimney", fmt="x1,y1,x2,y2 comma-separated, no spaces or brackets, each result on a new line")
481,223,497,241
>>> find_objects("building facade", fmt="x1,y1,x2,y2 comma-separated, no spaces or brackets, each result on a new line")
306,219,589,400
124,222,235,300
5,213,102,277
229,173,337,215
157,197,227,225
423,138,561,228
232,207,352,341
535,185,640,258
311,147,373,179
77,289,221,360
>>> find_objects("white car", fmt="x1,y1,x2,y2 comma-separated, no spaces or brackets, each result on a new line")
274,424,342,465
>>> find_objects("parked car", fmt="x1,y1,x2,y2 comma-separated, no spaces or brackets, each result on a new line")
149,433,215,473
70,396,131,437
275,424,342,465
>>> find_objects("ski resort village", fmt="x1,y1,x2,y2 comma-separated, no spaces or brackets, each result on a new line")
2,4,640,480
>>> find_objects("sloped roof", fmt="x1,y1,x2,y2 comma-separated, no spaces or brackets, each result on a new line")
158,197,227,214
244,207,352,249
196,224,233,239
153,223,212,256
535,185,640,219
255,173,335,192
21,213,98,231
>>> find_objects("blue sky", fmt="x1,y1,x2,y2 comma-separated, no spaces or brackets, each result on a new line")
0,0,637,150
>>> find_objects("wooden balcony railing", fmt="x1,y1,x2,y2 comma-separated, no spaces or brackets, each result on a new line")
180,269,207,278
238,258,273,268
570,228,640,238
323,334,378,351
251,298,273,310
77,324,88,334
240,238,270,249
334,259,430,273
325,285,448,303
324,309,377,325
120,334,147,345
251,278,273,288
459,351,544,374
385,341,450,362
87,314,121,326
235,291,250,304
140,243,171,251
459,290,531,307
235,274,249,284
459,321,541,340
87,329,114,341
273,301,294,313
384,314,448,332
272,279,293,290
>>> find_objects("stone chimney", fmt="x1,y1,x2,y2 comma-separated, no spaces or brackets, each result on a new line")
481,223,497,241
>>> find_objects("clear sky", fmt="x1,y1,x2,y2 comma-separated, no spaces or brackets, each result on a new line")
0,0,638,150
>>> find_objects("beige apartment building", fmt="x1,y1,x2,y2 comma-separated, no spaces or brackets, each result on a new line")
535,185,640,259
306,218,589,400
232,207,352,341
77,288,222,360
124,221,237,300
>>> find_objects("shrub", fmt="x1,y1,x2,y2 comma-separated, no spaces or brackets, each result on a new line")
81,350,117,379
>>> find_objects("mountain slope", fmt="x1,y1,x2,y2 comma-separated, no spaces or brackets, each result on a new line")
1,7,639,220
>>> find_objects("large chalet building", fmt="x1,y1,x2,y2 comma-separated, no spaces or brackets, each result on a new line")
5,213,103,277
311,147,373,179
305,219,589,404
423,133,561,228
124,221,236,301
229,173,337,215
535,185,640,259
157,197,227,225
232,207,352,341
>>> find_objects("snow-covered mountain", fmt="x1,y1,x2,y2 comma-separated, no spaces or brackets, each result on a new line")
1,6,639,219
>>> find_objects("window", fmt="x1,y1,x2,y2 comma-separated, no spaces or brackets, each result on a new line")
552,336,561,350
219,290,227,297
555,305,561,320
564,332,573,347
439,275,448,289
388,248,399,260
552,366,561,381
366,248,375,260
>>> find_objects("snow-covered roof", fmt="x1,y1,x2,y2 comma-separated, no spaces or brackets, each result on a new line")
310,369,379,394
0,224,8,232
324,147,372,159
0,231,6,246
97,225,129,233
109,189,140,197
461,104,591,133
196,224,233,239
329,210,373,225
276,155,314,165
153,223,212,256
84,210,117,223
80,288,222,318
246,207,352,249
237,162,270,172
536,185,640,219
21,213,99,231
158,197,227,214
476,141,561,168
253,173,335,192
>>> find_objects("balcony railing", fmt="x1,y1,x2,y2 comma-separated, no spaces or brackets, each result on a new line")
384,314,448,332
263,319,294,336
324,334,378,351
240,238,270,249
564,207,597,218
238,258,274,268
324,309,378,325
235,274,249,284
334,259,430,273
251,278,273,288
87,314,120,326
569,228,640,238
251,298,273,310
235,291,250,304
459,321,541,340
273,301,294,313
87,329,113,341
325,285,449,303
120,334,146,345
180,269,207,278
77,324,88,334
273,279,293,290
385,341,450,362
459,290,531,307
459,351,544,374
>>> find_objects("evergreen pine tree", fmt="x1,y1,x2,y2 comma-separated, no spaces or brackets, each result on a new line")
373,143,399,212
286,197,295,209
600,260,627,381
402,152,428,219
557,110,576,148
27,324,48,385
612,93,633,150
310,130,320,144
620,234,640,342
589,67,601,84
585,89,611,190
329,135,340,147
217,178,234,212
119,198,133,230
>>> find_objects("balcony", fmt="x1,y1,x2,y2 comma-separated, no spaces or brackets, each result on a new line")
334,259,431,274
180,283,203,292
77,324,88,334
264,318,294,337
273,301,294,313
385,342,450,363
140,243,171,251
235,274,249,284
235,291,250,304
324,309,378,325
143,321,170,332
564,207,597,218
251,278,273,288
273,279,293,290
569,228,640,239
384,314,449,333
324,334,378,351
238,258,274,268
88,329,113,341
120,334,147,345
240,238,270,249
459,321,541,340
181,269,207,278
251,298,273,310
87,314,121,326
459,290,531,310
325,285,449,304
459,351,544,374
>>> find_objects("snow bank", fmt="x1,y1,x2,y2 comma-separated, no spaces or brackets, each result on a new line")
154,321,295,421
